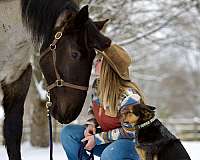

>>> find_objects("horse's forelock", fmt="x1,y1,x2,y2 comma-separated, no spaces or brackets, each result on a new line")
21,0,79,47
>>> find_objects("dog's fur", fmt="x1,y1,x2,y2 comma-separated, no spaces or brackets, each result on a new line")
120,104,191,160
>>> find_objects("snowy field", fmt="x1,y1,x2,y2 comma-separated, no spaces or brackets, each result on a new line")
0,141,199,160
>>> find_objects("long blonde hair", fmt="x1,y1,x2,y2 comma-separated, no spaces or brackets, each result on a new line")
98,58,145,117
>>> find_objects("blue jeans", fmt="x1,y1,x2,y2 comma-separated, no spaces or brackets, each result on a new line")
60,124,140,160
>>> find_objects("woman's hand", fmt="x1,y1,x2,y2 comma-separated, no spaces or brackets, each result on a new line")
84,124,96,137
81,135,96,150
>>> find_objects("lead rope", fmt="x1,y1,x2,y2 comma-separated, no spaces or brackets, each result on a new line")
46,92,54,160
46,91,94,160
78,141,94,160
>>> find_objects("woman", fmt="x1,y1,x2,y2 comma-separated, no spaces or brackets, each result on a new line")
60,44,144,160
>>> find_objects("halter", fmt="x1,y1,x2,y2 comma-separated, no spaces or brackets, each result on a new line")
39,18,88,160
40,21,88,92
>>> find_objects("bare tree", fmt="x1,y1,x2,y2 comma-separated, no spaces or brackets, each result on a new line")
29,54,49,147
79,0,200,119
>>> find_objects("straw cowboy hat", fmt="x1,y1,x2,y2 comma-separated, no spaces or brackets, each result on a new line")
97,44,132,80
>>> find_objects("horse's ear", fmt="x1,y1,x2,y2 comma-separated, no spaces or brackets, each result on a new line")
94,19,109,30
75,5,89,24
55,11,73,28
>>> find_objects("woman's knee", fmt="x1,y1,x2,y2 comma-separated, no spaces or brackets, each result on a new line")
60,124,85,143
101,139,139,160
60,124,73,142
101,147,138,160
101,146,117,160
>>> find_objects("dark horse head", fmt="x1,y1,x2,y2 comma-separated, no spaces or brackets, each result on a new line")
21,0,111,123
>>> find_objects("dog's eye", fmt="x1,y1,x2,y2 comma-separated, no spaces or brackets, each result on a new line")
126,111,133,114
133,110,140,116
121,109,140,117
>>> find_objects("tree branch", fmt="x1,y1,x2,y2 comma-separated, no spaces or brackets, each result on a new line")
118,2,197,46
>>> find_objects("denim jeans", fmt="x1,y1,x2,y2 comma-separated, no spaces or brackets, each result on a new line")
60,124,140,160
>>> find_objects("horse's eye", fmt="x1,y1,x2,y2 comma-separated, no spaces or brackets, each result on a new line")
71,51,81,60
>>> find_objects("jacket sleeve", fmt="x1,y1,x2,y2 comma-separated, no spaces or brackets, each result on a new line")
85,79,99,127
94,89,141,145
94,126,136,145
85,102,98,127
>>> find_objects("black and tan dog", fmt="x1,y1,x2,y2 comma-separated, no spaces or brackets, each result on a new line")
120,104,191,160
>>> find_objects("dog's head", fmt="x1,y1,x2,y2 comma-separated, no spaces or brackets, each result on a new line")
120,103,156,125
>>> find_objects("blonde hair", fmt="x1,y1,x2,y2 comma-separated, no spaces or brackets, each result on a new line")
98,58,145,117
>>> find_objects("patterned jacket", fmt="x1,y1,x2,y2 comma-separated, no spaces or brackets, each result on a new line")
85,79,141,145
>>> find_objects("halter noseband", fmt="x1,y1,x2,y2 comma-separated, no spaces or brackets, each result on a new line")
40,22,88,92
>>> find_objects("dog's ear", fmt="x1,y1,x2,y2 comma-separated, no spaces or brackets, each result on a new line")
139,104,156,111
135,104,156,125
146,105,156,111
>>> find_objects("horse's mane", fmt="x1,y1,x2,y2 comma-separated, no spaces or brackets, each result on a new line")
21,0,79,46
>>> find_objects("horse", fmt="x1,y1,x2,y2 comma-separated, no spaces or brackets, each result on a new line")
1,0,111,159
120,103,191,160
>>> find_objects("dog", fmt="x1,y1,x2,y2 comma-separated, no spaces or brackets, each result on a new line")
120,104,191,160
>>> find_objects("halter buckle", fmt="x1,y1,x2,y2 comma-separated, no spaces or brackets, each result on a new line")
56,79,64,87
55,32,62,39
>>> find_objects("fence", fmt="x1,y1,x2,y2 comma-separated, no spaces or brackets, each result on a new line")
0,118,200,145
162,117,200,141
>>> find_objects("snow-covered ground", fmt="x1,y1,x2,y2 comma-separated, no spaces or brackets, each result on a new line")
0,141,199,160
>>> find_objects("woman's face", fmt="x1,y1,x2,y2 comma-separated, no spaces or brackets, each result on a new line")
95,58,102,76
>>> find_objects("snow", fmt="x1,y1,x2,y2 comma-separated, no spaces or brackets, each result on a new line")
32,74,47,101
35,80,47,101
0,107,4,120
0,141,199,160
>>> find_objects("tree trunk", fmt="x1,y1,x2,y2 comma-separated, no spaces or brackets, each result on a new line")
29,80,49,147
